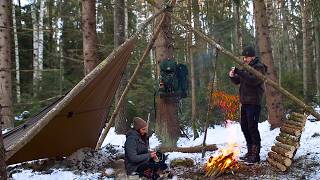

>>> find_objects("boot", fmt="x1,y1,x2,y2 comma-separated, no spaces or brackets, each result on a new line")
239,144,252,161
245,145,260,163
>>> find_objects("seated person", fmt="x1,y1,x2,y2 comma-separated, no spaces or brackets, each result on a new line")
124,117,167,179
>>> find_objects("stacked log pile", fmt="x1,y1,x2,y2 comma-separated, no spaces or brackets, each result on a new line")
267,112,307,171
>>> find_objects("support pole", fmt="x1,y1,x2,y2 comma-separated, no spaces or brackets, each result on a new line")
95,14,167,149
170,15,320,121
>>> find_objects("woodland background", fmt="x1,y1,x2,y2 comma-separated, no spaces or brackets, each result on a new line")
0,0,320,135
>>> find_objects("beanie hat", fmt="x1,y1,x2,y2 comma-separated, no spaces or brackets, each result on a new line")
133,117,147,130
242,46,256,57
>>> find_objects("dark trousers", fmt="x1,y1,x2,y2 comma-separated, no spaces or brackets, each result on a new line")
136,160,168,180
240,104,261,146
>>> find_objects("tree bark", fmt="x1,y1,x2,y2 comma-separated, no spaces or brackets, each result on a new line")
31,0,39,97
114,0,128,134
271,145,294,158
0,1,10,178
268,151,292,167
301,0,314,103
315,17,320,97
0,0,13,129
82,0,98,75
192,0,206,89
38,0,45,85
280,126,301,136
267,157,287,171
12,4,21,103
155,0,179,147
253,0,285,128
159,144,217,153
233,0,242,54
187,0,198,139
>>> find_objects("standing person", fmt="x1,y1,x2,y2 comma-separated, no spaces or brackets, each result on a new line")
229,46,267,163
124,117,167,179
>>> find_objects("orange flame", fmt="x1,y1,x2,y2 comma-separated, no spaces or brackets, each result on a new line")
205,143,240,177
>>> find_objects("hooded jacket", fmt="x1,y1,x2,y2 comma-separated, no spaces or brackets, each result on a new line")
124,129,151,175
230,57,268,105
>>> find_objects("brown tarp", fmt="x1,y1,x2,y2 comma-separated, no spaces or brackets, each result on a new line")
4,38,136,165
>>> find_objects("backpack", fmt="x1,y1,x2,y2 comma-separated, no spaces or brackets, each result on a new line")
158,59,188,98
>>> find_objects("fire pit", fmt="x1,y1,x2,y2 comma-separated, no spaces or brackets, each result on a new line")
204,144,239,178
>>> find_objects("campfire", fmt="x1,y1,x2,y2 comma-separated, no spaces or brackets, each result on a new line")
204,143,240,177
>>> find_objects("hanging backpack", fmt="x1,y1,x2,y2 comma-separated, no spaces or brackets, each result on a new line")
176,63,188,98
158,59,188,98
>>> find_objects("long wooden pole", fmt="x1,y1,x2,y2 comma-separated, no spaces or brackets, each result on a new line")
170,16,320,121
202,46,220,158
95,14,167,149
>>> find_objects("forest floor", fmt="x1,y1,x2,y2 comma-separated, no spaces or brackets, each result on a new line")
7,119,320,180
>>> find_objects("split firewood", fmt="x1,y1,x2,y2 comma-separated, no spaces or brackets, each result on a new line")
267,157,287,172
275,142,296,151
279,132,300,141
276,136,300,148
282,123,303,131
271,145,294,158
268,151,292,167
291,112,306,119
288,114,306,124
280,126,301,136
159,144,217,153
283,120,304,129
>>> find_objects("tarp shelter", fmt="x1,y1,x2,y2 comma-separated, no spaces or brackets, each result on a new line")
4,38,136,165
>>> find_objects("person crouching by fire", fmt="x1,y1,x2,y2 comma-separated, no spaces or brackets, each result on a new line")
228,46,267,163
124,117,167,179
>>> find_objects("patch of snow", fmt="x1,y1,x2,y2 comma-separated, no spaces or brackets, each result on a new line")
12,169,105,180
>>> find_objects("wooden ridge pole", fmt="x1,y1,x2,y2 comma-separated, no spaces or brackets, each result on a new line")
95,13,167,149
169,15,320,121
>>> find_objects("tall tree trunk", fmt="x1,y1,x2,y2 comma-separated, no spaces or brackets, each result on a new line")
253,0,285,128
0,0,13,130
0,117,6,180
12,4,21,103
58,0,64,95
38,0,45,90
300,0,313,103
114,0,128,134
281,0,293,72
192,0,206,89
31,0,39,97
233,0,242,54
315,17,320,97
47,0,54,67
155,1,179,146
187,0,198,139
82,0,98,75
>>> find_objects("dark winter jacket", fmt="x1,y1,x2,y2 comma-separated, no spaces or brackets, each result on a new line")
124,129,151,175
230,57,267,105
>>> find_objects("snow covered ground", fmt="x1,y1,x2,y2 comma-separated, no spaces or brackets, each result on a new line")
8,118,320,179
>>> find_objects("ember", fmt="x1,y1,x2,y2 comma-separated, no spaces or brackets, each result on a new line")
204,144,239,177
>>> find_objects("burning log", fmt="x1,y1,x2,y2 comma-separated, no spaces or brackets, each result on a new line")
267,157,287,172
276,136,300,148
275,142,296,151
283,120,304,129
268,151,292,167
271,145,294,158
204,151,239,178
159,144,217,153
280,126,301,136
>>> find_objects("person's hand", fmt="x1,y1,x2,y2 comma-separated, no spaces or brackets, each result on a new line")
229,67,235,77
150,151,159,162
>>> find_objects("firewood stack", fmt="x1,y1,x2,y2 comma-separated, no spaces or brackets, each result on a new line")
267,112,307,171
